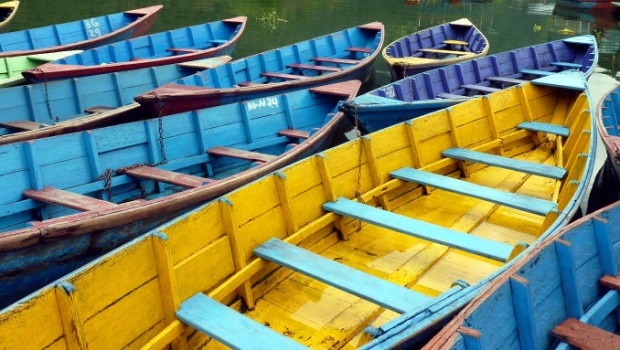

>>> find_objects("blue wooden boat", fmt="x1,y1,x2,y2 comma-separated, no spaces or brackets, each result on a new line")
0,80,360,308
0,56,231,145
0,5,162,58
22,16,246,82
556,0,620,10
420,200,620,350
0,78,596,348
342,35,597,133
134,22,384,117
383,18,489,81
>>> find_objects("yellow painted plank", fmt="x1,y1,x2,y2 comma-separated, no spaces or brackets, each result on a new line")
225,176,281,227
238,204,288,260
162,204,225,265
0,289,64,349
83,279,165,349
71,237,157,320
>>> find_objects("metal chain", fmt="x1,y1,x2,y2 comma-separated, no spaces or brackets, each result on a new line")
33,68,55,123
353,106,365,231
157,115,167,164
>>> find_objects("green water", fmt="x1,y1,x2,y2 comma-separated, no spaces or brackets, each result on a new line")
6,0,620,87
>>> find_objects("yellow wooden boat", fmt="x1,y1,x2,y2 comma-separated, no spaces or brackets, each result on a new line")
0,78,596,349
0,1,19,30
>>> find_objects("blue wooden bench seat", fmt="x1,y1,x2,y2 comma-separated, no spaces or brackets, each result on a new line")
436,93,472,100
442,148,566,180
461,84,501,94
518,121,570,137
485,76,527,85
519,68,555,77
323,197,515,262
551,61,582,69
391,167,557,216
177,293,309,350
122,165,213,188
208,146,277,163
254,238,432,313
23,186,118,211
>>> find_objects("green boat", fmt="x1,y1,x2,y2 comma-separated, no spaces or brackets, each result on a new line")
0,50,81,87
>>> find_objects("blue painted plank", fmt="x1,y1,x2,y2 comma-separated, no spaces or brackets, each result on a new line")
177,293,308,350
519,69,554,76
532,72,587,91
551,62,582,69
517,121,570,137
254,238,432,313
592,218,618,276
510,276,539,350
442,148,566,180
323,197,514,262
391,168,557,216
579,290,620,327
555,240,584,319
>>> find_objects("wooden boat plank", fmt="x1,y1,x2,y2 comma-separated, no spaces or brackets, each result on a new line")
177,293,309,350
260,72,308,81
23,186,118,211
391,167,557,216
600,275,620,291
520,68,555,76
0,120,48,131
461,84,501,93
552,318,620,349
311,57,359,65
287,63,342,73
122,166,213,188
442,148,566,179
254,238,432,313
551,61,583,69
443,40,469,46
532,72,587,91
83,106,115,114
485,76,527,85
418,48,471,56
518,121,570,137
278,129,310,139
166,48,201,54
208,146,277,163
323,197,515,261
347,47,372,53
436,93,472,100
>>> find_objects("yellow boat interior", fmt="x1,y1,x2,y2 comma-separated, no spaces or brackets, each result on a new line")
0,82,593,349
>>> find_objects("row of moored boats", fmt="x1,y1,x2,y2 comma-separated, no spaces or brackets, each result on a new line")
0,3,619,349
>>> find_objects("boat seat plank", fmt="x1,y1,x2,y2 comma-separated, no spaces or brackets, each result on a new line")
122,166,213,188
436,93,472,100
208,146,276,163
287,63,342,73
254,238,433,313
311,57,359,65
177,293,308,350
260,72,308,81
23,186,118,212
552,318,620,349
167,48,201,54
442,148,566,179
485,76,527,85
323,197,514,262
600,275,620,291
0,121,49,131
390,168,557,216
461,84,501,93
520,69,555,77
442,39,469,46
84,106,115,114
347,47,372,53
551,61,582,69
278,129,310,139
518,121,570,137
418,48,470,56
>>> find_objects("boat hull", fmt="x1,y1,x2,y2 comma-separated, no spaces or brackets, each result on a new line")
556,0,620,9
383,18,489,81
0,1,19,30
22,17,247,82
345,35,597,133
134,22,384,117
0,5,162,58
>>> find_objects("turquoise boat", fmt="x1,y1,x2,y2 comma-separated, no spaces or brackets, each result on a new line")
134,22,384,116
0,56,231,145
22,16,247,81
0,5,162,58
421,200,620,350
